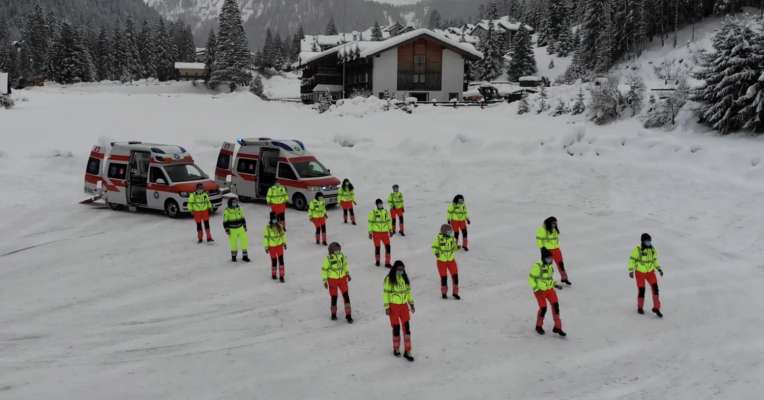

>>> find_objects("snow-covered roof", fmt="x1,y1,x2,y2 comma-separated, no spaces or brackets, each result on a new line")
471,16,533,34
433,28,480,45
174,62,206,70
519,76,542,82
296,29,482,68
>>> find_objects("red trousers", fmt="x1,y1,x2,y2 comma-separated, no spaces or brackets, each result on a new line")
390,208,404,233
311,217,326,228
388,303,410,326
372,232,391,265
635,271,661,310
340,201,353,210
268,244,285,258
389,304,412,352
534,289,562,330
450,220,467,232
192,210,212,241
270,203,286,214
549,248,569,281
437,260,459,296
192,210,209,222
327,276,349,297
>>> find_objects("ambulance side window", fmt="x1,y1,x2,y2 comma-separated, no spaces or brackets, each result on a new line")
107,163,127,180
149,167,168,183
237,158,257,174
217,153,231,169
86,158,100,175
277,162,297,180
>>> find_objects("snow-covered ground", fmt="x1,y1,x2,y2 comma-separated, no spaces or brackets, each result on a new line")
1,79,764,400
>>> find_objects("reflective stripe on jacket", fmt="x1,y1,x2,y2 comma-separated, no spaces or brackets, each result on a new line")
432,234,458,262
528,261,556,292
388,192,404,209
383,276,413,309
322,252,349,281
266,185,288,205
308,199,327,219
223,207,246,229
368,209,392,233
447,203,468,221
535,225,560,250
188,192,212,212
628,246,660,273
263,225,287,249
337,188,355,202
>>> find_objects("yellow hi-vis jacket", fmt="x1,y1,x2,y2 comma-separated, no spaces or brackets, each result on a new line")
308,199,327,219
536,226,560,250
223,207,246,230
263,224,287,250
337,187,355,202
266,184,288,205
322,252,349,281
528,261,557,292
368,209,392,233
432,233,458,262
383,275,414,309
188,192,212,212
388,191,404,209
447,203,468,221
628,246,661,273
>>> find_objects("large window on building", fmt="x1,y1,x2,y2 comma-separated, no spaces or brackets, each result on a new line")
397,38,442,91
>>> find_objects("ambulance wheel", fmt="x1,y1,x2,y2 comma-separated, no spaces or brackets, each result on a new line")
164,199,180,218
292,193,307,211
107,201,123,211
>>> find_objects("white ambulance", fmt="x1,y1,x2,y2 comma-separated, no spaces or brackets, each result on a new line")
214,138,340,211
84,141,224,217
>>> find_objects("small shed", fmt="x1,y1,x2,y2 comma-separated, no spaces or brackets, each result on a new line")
0,72,9,95
174,62,208,80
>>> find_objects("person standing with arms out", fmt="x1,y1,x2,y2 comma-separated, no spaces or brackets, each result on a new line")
338,179,357,225
529,248,566,337
322,242,353,323
189,183,214,243
308,192,328,246
447,194,471,251
368,199,393,268
266,181,289,230
388,184,405,236
536,216,571,285
264,212,288,282
628,233,664,318
383,260,415,362
432,224,460,300
223,197,250,262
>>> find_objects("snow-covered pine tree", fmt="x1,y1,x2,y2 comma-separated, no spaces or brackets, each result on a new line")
49,22,95,83
517,94,530,114
571,87,586,115
590,75,623,125
272,33,285,70
205,29,217,75
694,19,761,134
123,19,145,81
250,74,264,98
506,24,536,81
714,0,742,15
138,20,158,79
552,98,570,116
556,14,575,57
476,17,505,81
262,29,274,69
154,19,176,81
209,0,252,90
372,21,383,41
0,23,11,74
24,4,51,79
595,2,615,73
547,0,566,44
624,73,646,117
326,17,339,35
111,29,130,81
291,26,304,62
536,85,551,114
565,0,607,81
428,9,443,29
93,28,112,81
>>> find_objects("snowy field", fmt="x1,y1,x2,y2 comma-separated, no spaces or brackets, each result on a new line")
1,81,764,400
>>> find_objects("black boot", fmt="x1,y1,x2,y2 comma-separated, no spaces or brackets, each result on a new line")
442,293,448,299
242,254,250,262
536,326,545,335
393,350,401,357
553,327,567,337
452,294,461,300
331,314,337,321
562,279,572,286
637,308,645,314
346,315,353,324
231,255,237,262
652,308,663,318
403,352,414,362
279,276,285,283
375,261,380,267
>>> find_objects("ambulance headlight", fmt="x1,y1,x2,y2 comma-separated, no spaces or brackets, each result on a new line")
179,192,190,198
307,186,319,192
321,186,334,191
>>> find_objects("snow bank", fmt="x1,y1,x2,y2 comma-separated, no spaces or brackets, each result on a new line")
328,96,389,117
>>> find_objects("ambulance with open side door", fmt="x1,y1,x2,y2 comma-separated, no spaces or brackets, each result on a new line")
215,138,340,211
83,141,223,217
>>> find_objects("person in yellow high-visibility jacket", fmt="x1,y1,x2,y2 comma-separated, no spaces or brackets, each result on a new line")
338,178,357,224
263,212,288,282
266,182,289,230
388,184,405,236
628,233,664,318
383,260,415,362
529,248,566,337
223,197,249,263
322,242,353,323
368,198,393,268
536,216,571,285
447,194,470,251
308,192,328,245
188,183,214,243
432,224,460,300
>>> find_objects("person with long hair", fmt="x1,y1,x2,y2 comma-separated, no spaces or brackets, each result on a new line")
223,196,249,262
628,233,664,318
368,198,393,268
338,178,357,225
447,194,470,251
432,224,461,299
263,212,288,282
383,260,415,361
322,242,353,323
536,216,571,285
529,248,566,337
188,183,214,243
388,184,405,236
308,192,328,246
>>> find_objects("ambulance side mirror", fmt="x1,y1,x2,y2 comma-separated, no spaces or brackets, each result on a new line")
156,178,167,185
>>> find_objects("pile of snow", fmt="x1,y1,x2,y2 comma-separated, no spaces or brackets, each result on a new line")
328,96,390,117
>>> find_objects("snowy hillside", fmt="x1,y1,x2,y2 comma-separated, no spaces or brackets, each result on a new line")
1,80,763,399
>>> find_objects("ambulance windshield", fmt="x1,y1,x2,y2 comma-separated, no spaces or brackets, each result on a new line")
292,160,330,178
164,164,208,182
